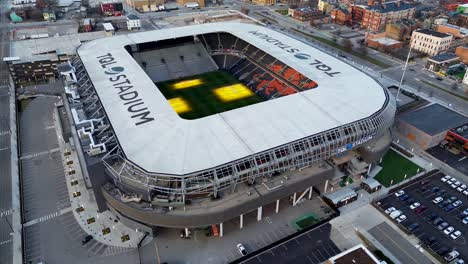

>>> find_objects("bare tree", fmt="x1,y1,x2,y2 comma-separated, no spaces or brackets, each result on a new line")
341,38,352,52
240,6,250,15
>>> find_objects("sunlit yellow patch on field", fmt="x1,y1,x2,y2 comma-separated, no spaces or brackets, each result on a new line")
172,79,203,90
168,97,191,114
213,84,254,102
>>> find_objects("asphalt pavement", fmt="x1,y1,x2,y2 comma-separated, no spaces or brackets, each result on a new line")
240,223,341,264
377,172,468,262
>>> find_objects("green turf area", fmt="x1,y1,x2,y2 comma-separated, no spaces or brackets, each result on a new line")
275,9,288,15
294,213,320,230
339,176,353,187
155,71,264,120
374,149,423,187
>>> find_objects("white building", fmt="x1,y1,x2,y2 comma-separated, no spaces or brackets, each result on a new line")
126,14,141,31
411,29,452,56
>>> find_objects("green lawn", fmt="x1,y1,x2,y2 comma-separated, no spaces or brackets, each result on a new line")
155,71,264,120
374,149,422,187
275,9,288,15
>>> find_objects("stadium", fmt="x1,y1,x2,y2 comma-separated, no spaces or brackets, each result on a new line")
67,22,396,232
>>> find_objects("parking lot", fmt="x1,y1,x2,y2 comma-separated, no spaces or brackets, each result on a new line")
377,172,468,262
240,223,341,264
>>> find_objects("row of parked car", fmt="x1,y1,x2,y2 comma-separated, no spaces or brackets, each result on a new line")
441,175,468,196
389,179,465,263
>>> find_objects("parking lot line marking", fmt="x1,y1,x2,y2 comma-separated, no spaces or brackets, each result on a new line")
265,216,272,224
309,252,321,263
314,249,326,260
306,255,314,264
320,244,332,256
256,256,262,263
265,231,274,243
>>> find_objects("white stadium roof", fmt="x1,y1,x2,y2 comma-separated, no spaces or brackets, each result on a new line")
77,22,387,175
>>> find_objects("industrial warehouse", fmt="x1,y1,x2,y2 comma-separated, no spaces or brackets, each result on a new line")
62,22,396,235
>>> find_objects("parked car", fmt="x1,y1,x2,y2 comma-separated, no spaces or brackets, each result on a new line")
433,217,444,226
438,222,449,230
385,207,396,214
432,186,440,193
396,215,407,223
423,236,437,245
457,185,467,192
407,223,419,232
463,189,468,196
81,235,93,245
440,201,451,208
437,247,450,256
425,212,438,221
447,196,458,203
420,179,430,185
405,198,416,206
399,194,410,201
415,205,427,214
394,190,405,197
463,216,468,225
452,200,463,207
448,177,456,184
445,251,460,262
450,230,462,240
445,205,456,212
418,185,429,193
390,210,403,219
410,202,421,210
441,175,451,182
444,226,455,235
436,189,447,196
237,244,248,256
451,181,462,189
433,197,444,204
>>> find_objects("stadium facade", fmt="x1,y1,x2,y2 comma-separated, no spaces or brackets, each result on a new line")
65,22,395,233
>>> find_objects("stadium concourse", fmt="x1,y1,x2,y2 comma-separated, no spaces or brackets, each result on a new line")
59,22,396,236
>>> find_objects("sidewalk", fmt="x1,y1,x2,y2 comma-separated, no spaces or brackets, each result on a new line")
52,100,144,248
393,131,467,181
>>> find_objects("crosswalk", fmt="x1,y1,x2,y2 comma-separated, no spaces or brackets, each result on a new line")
24,207,72,227
20,148,61,160
103,245,135,257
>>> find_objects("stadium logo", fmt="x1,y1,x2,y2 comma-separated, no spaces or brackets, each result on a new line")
248,31,341,77
294,53,311,60
105,66,125,75
96,53,155,126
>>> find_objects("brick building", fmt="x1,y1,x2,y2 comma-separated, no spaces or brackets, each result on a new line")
288,6,323,21
361,0,415,31
331,8,352,25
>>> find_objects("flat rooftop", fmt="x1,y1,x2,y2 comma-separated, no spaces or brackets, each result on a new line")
77,22,388,175
399,104,468,135
328,244,380,264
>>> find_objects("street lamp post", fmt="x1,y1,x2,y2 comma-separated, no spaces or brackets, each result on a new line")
396,44,413,102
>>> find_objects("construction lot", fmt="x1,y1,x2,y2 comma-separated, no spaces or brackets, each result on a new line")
376,172,467,262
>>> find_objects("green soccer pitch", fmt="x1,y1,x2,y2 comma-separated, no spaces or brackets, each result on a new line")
155,70,264,120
